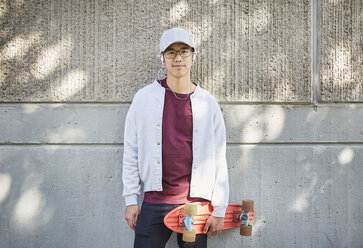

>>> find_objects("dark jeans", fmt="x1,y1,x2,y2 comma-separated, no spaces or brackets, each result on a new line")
134,202,208,248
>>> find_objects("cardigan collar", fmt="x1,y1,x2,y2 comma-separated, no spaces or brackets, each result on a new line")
152,80,201,96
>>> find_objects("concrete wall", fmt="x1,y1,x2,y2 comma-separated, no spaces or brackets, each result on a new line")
320,0,362,102
1,0,312,102
0,1,362,248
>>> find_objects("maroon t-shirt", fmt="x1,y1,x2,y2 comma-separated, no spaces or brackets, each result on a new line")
143,78,203,204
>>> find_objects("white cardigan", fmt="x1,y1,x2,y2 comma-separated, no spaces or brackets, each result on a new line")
122,80,229,217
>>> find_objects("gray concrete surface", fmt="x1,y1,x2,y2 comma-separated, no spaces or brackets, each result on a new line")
0,0,362,247
1,144,362,248
0,146,127,248
0,103,362,144
320,0,362,102
0,104,362,248
0,0,311,102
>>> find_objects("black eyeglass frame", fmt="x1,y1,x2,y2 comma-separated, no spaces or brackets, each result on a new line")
162,47,195,59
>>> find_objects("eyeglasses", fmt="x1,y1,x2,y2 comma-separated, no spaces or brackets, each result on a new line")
163,48,193,59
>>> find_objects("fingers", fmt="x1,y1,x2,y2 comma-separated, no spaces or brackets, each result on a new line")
124,205,139,231
203,219,211,235
204,219,218,236
130,221,136,231
125,215,136,230
134,212,139,227
203,221,210,234
125,218,134,230
207,228,220,236
205,217,223,236
207,228,222,236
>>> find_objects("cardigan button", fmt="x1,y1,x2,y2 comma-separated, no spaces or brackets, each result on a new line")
156,142,160,145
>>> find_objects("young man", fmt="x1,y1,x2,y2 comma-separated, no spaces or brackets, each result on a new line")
123,27,229,248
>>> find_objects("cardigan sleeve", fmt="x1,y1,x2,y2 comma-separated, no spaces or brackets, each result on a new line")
122,100,141,206
211,102,230,217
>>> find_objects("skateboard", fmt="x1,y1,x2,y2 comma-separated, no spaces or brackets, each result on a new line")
164,200,255,242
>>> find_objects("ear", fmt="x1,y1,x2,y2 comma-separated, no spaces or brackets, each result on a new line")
192,52,197,61
158,53,165,63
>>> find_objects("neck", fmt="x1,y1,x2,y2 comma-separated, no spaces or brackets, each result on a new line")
166,73,193,94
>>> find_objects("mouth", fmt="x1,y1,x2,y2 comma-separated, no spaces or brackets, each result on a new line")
173,65,185,68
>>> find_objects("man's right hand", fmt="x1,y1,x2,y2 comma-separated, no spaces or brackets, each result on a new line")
125,205,139,231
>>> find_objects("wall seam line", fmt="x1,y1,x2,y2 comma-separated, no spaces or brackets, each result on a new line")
312,0,321,108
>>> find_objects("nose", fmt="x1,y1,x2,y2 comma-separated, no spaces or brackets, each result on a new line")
174,52,182,61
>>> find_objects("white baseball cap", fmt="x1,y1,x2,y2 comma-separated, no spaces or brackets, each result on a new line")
160,28,195,53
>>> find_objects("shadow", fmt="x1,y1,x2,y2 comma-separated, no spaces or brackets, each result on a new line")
0,144,127,247
224,101,363,247
0,0,311,103
320,0,362,102
0,147,54,233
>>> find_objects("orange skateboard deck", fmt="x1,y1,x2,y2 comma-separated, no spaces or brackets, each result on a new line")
164,201,255,235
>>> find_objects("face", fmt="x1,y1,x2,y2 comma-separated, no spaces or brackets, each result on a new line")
163,43,194,79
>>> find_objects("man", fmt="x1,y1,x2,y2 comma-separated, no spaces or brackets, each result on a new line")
123,27,229,248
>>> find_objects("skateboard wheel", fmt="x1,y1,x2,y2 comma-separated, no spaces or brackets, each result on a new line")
241,200,254,212
183,229,196,242
184,203,198,216
240,224,252,236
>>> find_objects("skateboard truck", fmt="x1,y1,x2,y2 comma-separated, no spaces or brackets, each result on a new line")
232,210,250,226
183,215,193,232
178,214,184,226
233,210,243,222
240,211,250,226
178,212,194,232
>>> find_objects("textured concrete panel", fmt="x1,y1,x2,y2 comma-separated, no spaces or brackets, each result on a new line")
188,0,311,102
320,0,363,102
1,104,362,144
1,145,362,248
225,145,363,248
0,1,310,102
0,146,128,248
0,103,128,144
223,104,363,143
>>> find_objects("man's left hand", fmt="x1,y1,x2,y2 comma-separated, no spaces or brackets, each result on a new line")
203,216,224,236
